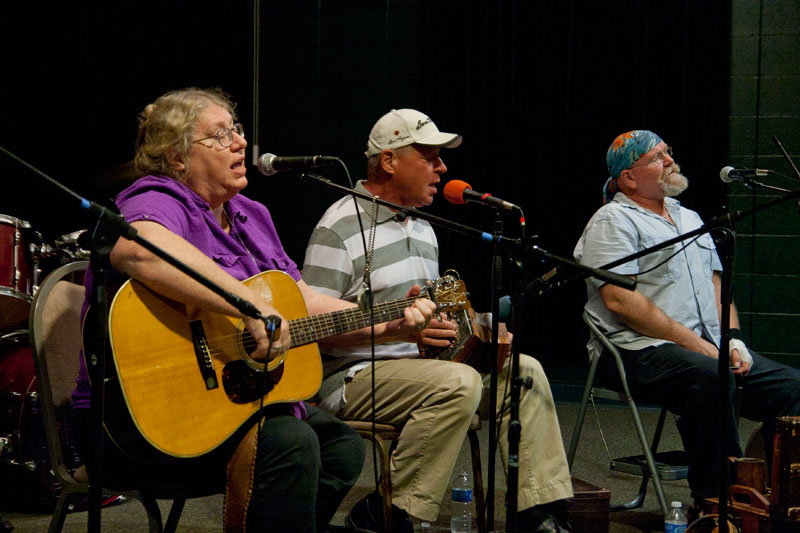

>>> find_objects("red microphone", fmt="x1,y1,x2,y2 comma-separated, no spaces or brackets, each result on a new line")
443,179,472,204
443,179,519,211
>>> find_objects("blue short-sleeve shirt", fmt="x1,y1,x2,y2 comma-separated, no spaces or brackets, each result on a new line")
574,193,723,357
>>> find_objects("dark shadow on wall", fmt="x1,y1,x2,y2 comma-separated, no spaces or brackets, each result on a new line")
0,0,730,383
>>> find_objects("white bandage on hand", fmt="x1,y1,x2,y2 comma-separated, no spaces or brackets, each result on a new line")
729,338,753,370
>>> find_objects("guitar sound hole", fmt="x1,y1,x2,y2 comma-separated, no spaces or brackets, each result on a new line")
222,360,285,404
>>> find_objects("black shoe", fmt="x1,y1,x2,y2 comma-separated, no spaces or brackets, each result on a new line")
323,526,369,533
345,491,414,533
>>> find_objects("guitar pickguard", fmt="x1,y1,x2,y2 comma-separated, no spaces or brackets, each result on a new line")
222,359,284,404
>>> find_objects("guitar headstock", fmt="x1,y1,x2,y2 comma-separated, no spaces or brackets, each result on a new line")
430,272,469,313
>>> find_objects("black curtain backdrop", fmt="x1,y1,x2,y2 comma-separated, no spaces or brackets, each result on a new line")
0,0,730,381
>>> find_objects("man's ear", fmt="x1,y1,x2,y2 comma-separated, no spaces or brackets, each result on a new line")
379,150,396,176
167,147,186,173
619,169,636,191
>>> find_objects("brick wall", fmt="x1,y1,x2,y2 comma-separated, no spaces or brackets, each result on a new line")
729,0,800,367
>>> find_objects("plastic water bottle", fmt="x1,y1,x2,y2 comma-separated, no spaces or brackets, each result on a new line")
664,501,688,533
450,470,473,533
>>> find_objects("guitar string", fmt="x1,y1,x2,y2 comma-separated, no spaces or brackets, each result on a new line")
204,284,455,351
202,296,421,351
214,208,422,351
200,295,429,356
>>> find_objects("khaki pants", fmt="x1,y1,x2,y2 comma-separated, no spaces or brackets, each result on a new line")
337,354,572,521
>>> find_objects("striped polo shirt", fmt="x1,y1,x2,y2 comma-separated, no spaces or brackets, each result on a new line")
302,180,439,373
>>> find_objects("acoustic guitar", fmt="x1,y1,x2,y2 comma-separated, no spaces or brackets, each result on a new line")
95,270,467,461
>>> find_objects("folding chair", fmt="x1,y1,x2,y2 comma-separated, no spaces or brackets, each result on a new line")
566,311,688,517
29,261,222,532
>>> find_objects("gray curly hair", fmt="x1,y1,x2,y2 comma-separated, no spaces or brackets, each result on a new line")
134,87,237,181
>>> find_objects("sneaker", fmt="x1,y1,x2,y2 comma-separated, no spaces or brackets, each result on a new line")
518,505,573,533
345,491,414,533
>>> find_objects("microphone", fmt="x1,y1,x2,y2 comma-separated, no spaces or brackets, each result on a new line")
443,179,520,211
257,153,338,176
719,166,770,183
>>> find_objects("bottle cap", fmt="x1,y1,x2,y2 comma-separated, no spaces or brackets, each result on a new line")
671,501,682,508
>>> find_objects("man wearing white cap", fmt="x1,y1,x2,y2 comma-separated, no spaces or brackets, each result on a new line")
303,109,574,532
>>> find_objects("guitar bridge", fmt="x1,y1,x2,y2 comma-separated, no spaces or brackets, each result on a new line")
189,320,218,390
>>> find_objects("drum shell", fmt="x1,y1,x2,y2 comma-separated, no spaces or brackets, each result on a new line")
0,215,37,330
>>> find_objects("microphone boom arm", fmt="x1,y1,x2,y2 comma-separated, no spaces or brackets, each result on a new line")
300,173,634,292
301,173,519,247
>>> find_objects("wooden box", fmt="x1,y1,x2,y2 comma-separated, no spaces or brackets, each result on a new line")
566,476,611,533
773,416,800,527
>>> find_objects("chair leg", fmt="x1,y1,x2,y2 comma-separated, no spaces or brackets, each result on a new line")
136,494,164,533
567,356,600,469
467,429,487,533
366,433,394,533
610,474,650,512
164,497,186,533
609,408,669,512
626,400,669,516
48,492,74,533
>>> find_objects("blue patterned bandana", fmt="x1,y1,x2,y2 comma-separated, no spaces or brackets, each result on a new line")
603,130,663,204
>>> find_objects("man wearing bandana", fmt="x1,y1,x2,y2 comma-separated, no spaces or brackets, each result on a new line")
574,130,800,500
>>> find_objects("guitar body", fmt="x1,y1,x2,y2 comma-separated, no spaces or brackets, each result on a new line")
105,270,322,460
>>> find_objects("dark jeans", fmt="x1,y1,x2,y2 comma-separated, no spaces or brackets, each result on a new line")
73,403,364,532
599,343,800,498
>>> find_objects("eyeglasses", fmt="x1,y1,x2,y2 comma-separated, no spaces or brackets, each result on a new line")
630,146,673,168
194,123,245,149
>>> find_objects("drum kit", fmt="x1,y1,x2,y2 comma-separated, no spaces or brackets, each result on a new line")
0,214,89,510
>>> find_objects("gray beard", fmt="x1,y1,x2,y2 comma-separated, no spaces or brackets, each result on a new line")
661,169,689,197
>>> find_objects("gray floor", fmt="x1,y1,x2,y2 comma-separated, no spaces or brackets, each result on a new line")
2,401,759,532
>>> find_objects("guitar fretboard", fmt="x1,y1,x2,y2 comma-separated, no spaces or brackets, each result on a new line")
287,296,419,347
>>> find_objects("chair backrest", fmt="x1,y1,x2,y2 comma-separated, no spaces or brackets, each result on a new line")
581,310,630,394
28,260,88,481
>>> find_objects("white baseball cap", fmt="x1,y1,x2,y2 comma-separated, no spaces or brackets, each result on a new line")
365,109,462,158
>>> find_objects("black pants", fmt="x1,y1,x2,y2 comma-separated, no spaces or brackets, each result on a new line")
73,403,364,532
599,344,800,498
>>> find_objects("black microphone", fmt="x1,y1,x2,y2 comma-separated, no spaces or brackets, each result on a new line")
257,153,338,176
443,179,520,211
719,166,770,183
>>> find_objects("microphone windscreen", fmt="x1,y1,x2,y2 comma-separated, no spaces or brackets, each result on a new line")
257,153,278,176
719,166,734,183
443,180,471,205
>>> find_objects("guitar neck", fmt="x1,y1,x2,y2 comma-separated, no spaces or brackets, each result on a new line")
287,295,419,347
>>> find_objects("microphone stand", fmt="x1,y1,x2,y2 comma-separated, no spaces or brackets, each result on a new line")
535,185,800,533
488,210,502,529
1,146,267,533
773,135,800,182
300,173,634,531
737,178,792,194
